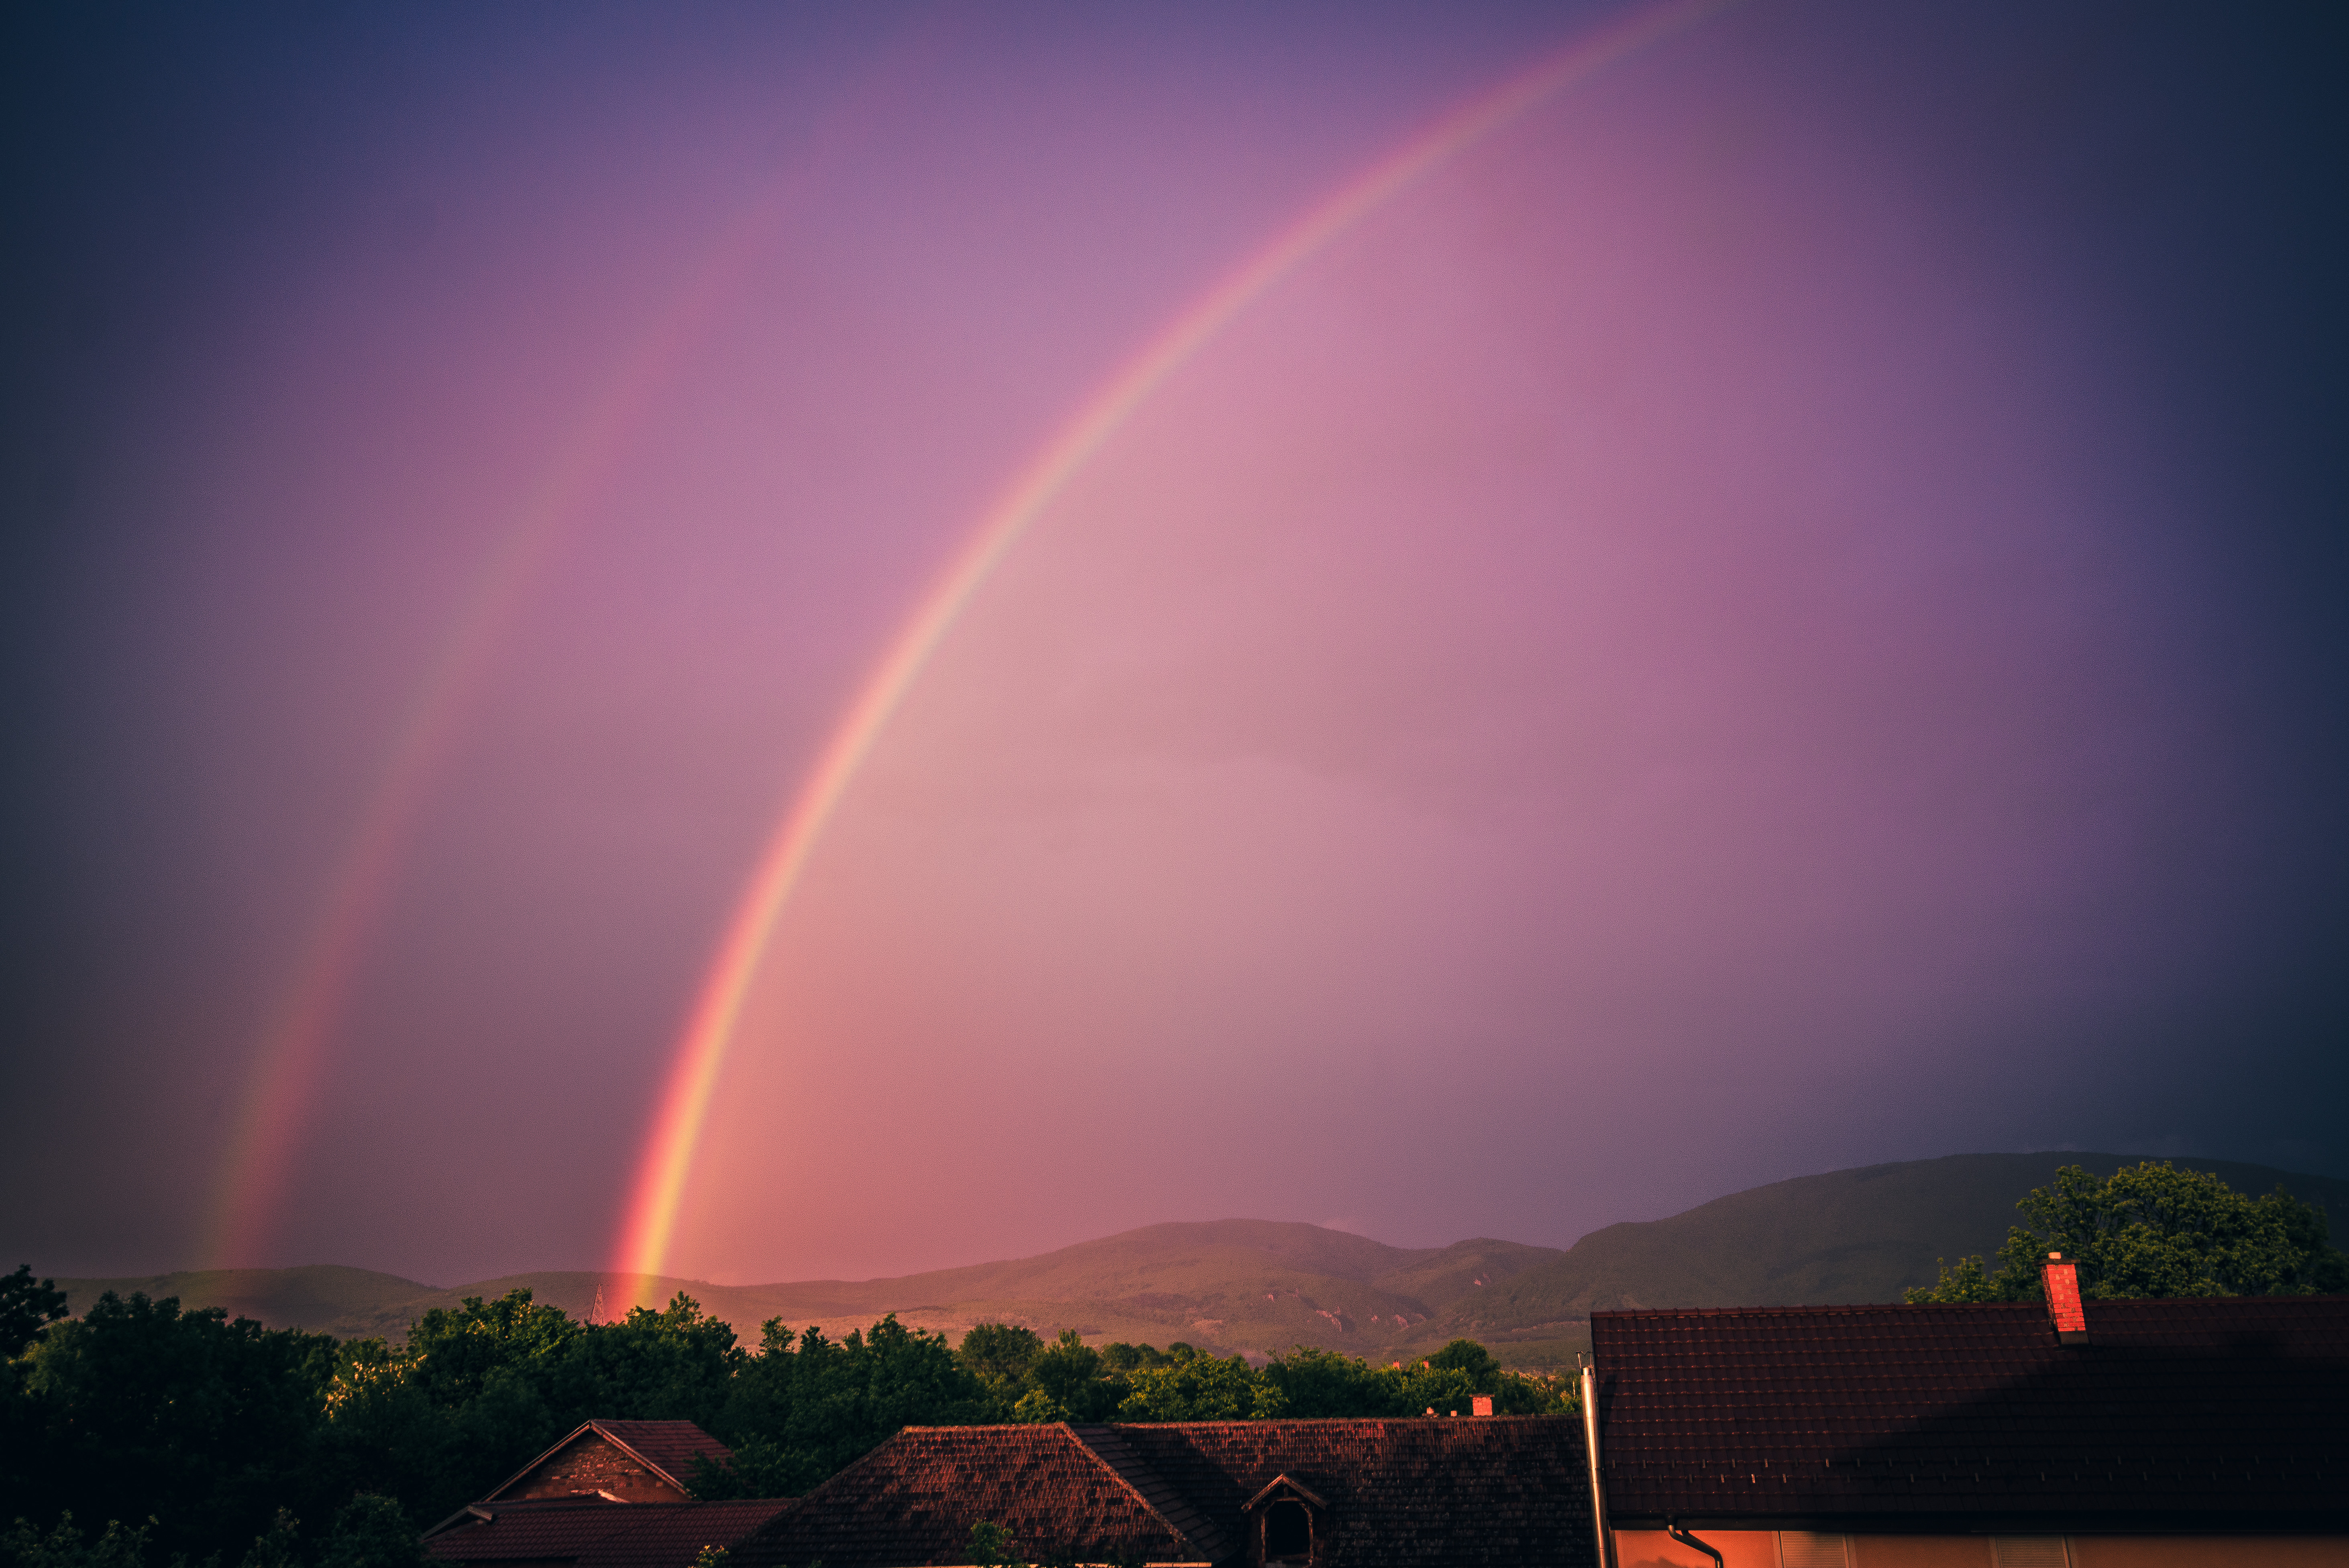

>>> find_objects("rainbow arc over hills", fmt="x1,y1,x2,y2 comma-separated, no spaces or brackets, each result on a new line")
607,0,1730,1285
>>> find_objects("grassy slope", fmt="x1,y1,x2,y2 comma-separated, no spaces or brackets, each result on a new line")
50,1153,2344,1366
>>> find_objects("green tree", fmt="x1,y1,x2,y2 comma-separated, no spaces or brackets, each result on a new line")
546,1294,742,1431
1114,1354,1283,1421
20,1293,339,1567
697,1315,990,1498
322,1289,741,1527
1904,1254,2002,1304
0,1515,150,1568
320,1289,580,1527
237,1510,301,1568
319,1495,426,1568
0,1269,69,1359
956,1323,1045,1419
1096,1343,1171,1373
957,1324,1044,1385
1260,1346,1401,1417
1422,1340,1500,1382
967,1521,1016,1568
1904,1162,2349,1303
1027,1332,1116,1422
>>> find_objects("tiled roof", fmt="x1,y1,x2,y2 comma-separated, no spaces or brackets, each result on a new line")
1115,1418,1594,1567
1068,1425,1233,1563
482,1420,735,1502
735,1418,1597,1568
428,1499,646,1558
426,1500,795,1568
733,1424,1192,1568
587,1421,737,1490
1591,1295,2349,1531
575,1502,800,1568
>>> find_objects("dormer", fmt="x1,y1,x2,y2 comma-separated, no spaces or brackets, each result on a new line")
1243,1474,1328,1568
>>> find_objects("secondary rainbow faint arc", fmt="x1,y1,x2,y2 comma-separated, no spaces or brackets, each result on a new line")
202,247,748,1269
202,143,860,1271
611,0,1732,1283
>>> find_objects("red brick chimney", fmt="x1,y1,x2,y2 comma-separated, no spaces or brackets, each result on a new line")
2042,1252,2087,1344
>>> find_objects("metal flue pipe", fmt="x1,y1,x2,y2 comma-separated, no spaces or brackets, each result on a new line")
1581,1358,1616,1568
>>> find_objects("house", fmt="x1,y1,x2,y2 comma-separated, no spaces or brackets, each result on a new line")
1582,1258,2349,1568
731,1416,1598,1567
423,1420,795,1568
472,1419,734,1503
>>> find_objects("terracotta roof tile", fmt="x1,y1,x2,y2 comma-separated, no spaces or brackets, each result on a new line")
574,1502,799,1568
1590,1295,2349,1532
476,1421,735,1505
588,1421,735,1489
734,1424,1190,1568
736,1418,1596,1568
427,1500,795,1568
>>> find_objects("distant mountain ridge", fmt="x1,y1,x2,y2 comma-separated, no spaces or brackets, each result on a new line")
52,1152,2345,1368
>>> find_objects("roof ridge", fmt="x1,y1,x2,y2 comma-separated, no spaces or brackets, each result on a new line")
586,1419,703,1491
1066,1423,1233,1565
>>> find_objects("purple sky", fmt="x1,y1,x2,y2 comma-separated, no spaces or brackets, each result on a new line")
4,1,2343,1287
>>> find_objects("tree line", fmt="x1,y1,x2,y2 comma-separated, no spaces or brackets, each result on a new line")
0,1270,1566,1568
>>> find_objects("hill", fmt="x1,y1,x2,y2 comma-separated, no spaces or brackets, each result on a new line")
50,1152,2345,1367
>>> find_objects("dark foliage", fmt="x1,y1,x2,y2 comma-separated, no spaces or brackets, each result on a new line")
10,1290,340,1567
689,1315,989,1498
4,1277,1560,1566
1906,1162,2349,1303
0,1271,68,1361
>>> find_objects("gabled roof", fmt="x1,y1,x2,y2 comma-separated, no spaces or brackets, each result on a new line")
1112,1418,1592,1567
1591,1295,2349,1533
425,1499,795,1568
481,1419,735,1502
573,1501,802,1568
1069,1424,1233,1563
735,1417,1596,1568
733,1424,1198,1568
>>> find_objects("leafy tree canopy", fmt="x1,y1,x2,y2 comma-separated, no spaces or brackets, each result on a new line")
0,1269,68,1360
1906,1161,2349,1303
18,1291,339,1568
957,1323,1044,1384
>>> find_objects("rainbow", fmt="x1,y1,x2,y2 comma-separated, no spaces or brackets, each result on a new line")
202,154,848,1269
609,0,1731,1284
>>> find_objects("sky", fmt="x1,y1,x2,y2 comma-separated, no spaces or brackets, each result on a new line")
2,0,2343,1289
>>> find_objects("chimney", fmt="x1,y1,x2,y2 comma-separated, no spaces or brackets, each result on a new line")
1472,1395,1495,1417
2042,1252,2087,1344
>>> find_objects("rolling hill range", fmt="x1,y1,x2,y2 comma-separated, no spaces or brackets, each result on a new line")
52,1152,2345,1368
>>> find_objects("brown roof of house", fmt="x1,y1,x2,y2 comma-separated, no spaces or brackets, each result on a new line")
735,1417,1597,1568
1590,1295,2349,1533
426,1499,796,1568
578,1421,738,1492
481,1420,735,1502
733,1424,1193,1568
1112,1418,1595,1567
573,1502,801,1568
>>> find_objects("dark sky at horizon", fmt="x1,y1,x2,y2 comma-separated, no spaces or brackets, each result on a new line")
3,1,2343,1288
